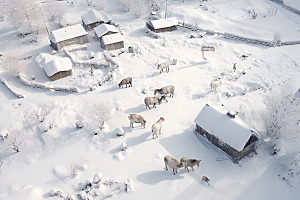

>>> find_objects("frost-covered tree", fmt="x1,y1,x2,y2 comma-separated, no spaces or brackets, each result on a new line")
44,1,68,21
33,103,53,122
148,0,161,11
0,129,23,153
70,162,82,177
131,0,147,18
88,101,113,131
119,0,132,12
94,0,107,10
1,50,25,76
190,16,202,31
260,91,300,152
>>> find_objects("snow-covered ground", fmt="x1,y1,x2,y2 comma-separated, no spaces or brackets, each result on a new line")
0,0,300,199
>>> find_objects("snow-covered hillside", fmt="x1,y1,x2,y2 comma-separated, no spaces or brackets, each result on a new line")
0,0,300,200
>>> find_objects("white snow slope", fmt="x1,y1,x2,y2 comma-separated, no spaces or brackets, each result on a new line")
0,0,300,200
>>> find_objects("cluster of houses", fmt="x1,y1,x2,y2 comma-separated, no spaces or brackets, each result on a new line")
42,9,262,163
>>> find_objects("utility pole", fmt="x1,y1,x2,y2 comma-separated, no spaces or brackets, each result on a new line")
165,0,167,18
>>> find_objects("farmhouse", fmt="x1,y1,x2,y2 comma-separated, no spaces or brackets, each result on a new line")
94,24,118,41
49,24,88,50
194,104,260,162
81,9,111,30
43,57,72,81
101,33,124,51
146,17,178,33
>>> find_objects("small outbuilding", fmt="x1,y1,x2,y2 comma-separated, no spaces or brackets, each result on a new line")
43,57,72,81
194,104,260,162
49,24,88,50
101,33,124,51
94,24,118,41
81,9,111,30
146,17,178,33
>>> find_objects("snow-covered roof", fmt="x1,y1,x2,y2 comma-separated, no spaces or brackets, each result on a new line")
150,17,178,29
81,9,111,25
102,33,123,45
43,57,72,77
94,24,118,38
48,24,87,43
194,104,259,152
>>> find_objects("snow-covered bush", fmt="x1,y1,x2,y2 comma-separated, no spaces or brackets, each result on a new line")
119,0,131,12
131,0,147,18
0,129,23,153
190,17,202,31
93,172,102,184
75,114,84,129
33,103,53,123
260,91,300,153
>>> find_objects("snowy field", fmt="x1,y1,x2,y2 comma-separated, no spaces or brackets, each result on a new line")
0,0,300,200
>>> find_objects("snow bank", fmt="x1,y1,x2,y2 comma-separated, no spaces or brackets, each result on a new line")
0,76,24,98
49,24,88,43
17,75,78,93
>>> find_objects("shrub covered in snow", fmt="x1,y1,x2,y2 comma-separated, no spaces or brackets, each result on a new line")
75,114,84,129
93,172,102,184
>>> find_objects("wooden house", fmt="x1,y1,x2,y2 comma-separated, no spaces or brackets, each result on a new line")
101,33,124,51
94,24,118,41
81,9,111,30
146,17,178,33
49,24,88,50
43,57,72,81
194,104,260,162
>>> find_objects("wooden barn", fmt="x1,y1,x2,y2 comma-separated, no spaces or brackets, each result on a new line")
146,17,178,33
81,9,111,30
43,57,72,81
48,24,88,50
194,104,260,162
101,33,124,51
94,24,118,41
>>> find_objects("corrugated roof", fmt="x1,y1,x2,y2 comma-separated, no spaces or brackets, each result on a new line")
194,104,259,151
48,24,88,43
150,17,178,30
81,9,111,25
102,33,123,45
94,24,118,38
43,57,72,77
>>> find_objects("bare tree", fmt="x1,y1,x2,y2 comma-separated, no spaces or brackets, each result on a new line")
94,0,107,10
88,101,113,131
190,16,202,31
260,91,300,151
1,50,25,77
119,0,131,12
273,30,283,45
131,0,147,18
44,1,68,21
34,103,53,122
0,130,23,153
84,0,93,6
70,162,82,177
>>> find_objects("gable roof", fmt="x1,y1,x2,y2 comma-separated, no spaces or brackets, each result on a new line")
149,17,178,30
81,9,111,25
194,104,259,151
43,57,72,77
48,24,87,43
94,24,118,38
102,33,123,45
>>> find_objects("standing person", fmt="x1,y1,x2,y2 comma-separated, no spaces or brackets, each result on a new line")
89,67,93,76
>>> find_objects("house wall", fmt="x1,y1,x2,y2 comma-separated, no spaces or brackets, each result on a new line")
49,70,72,81
54,35,89,50
195,124,256,161
100,39,124,51
155,26,177,33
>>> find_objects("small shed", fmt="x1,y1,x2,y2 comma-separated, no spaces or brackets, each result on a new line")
101,33,124,51
43,57,72,81
49,24,88,50
194,104,260,162
146,17,178,33
81,9,111,30
94,24,118,41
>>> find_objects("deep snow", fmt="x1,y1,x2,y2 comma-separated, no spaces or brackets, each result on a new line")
0,0,300,200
